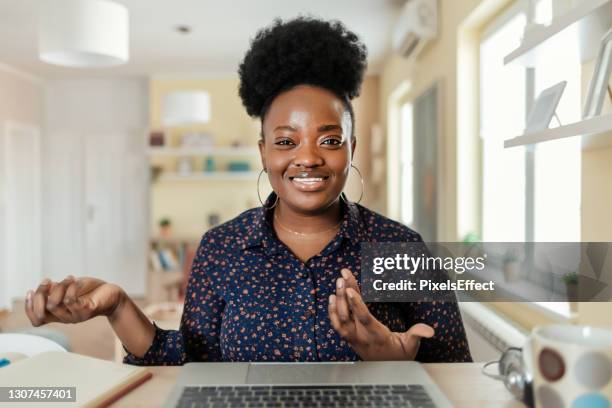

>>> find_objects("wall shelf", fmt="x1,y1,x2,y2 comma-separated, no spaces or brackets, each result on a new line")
504,113,612,148
504,0,611,66
146,146,259,157
157,171,260,182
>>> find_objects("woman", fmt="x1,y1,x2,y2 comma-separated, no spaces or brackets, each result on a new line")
25,17,472,364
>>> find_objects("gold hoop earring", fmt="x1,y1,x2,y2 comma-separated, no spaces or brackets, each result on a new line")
257,168,278,209
341,164,364,205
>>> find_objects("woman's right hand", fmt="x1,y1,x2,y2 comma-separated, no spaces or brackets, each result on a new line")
25,276,125,327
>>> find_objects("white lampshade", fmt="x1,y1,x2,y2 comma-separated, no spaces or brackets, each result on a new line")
163,92,211,126
38,0,129,67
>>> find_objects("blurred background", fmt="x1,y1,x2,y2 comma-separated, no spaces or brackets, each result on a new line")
0,0,611,362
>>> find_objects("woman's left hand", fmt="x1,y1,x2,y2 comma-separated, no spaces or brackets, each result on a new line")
328,268,435,361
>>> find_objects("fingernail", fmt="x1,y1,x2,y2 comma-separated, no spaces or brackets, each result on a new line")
337,279,344,289
41,278,51,285
347,289,354,300
341,269,350,279
329,295,335,304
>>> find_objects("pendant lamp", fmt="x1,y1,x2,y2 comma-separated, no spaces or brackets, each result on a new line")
38,0,129,67
163,92,211,126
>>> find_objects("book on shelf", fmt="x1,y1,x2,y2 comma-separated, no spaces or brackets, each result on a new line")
149,250,162,271
150,248,180,272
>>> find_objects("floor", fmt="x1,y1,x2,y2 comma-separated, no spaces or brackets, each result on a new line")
0,298,149,361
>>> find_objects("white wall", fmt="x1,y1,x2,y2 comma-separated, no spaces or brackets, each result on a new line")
0,64,44,310
44,78,149,296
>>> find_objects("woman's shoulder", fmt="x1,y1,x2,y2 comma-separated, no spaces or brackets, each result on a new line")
197,206,264,251
353,203,423,243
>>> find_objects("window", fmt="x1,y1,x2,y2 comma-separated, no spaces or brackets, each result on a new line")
480,8,527,242
478,0,581,318
479,0,580,243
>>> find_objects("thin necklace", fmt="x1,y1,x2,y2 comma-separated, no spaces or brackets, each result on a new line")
274,213,342,237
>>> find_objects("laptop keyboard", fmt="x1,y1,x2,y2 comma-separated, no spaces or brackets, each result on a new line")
176,384,437,407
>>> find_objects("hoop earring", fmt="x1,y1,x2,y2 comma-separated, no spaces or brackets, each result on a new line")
341,164,364,205
257,168,278,209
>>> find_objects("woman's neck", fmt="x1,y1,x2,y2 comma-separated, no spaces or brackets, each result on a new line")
273,198,342,235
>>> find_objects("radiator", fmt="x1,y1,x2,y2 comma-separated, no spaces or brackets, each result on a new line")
459,302,528,361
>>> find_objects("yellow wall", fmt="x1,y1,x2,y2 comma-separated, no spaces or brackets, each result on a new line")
149,77,261,238
346,76,381,211
149,75,380,238
150,77,260,146
380,0,486,241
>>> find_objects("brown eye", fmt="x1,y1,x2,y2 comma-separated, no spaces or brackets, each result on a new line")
322,138,342,146
275,139,295,146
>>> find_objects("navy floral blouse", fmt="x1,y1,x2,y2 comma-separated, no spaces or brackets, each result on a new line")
123,193,472,365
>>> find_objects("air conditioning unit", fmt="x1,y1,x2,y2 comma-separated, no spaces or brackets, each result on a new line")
392,0,438,60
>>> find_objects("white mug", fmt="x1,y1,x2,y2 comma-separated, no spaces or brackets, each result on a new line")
524,324,612,407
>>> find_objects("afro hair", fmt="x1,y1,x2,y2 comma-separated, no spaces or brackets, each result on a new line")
238,16,368,119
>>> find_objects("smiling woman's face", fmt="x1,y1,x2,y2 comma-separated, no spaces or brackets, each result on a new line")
259,85,355,214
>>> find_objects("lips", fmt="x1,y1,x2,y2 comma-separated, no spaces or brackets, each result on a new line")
288,171,330,192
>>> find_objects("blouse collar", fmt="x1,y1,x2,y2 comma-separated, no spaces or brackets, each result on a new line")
241,192,364,254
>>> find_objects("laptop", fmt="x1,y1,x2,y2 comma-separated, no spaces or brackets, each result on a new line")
162,361,452,407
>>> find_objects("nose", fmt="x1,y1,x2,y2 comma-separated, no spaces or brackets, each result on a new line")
293,141,324,168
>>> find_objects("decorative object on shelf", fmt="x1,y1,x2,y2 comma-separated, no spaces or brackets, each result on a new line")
562,271,579,301
227,161,251,172
583,28,612,119
38,0,129,67
177,157,193,175
230,139,246,148
159,217,172,238
204,156,215,172
525,81,567,133
181,132,214,148
149,131,165,147
163,91,211,126
150,165,163,183
208,213,221,228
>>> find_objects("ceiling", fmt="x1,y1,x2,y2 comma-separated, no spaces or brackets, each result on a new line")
0,0,403,79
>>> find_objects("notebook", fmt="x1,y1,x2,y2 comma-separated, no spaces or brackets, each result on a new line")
0,351,152,407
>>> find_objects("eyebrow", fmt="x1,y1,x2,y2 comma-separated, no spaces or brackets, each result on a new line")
317,124,343,133
272,124,343,133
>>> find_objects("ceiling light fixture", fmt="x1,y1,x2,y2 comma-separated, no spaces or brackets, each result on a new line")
38,0,129,67
163,91,211,126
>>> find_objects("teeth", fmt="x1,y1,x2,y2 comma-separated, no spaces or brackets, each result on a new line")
294,178,323,183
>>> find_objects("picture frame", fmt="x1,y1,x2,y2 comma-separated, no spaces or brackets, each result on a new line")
583,28,612,119
525,81,567,134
